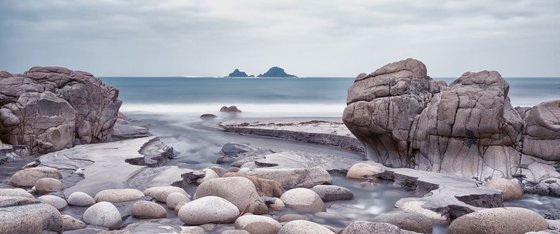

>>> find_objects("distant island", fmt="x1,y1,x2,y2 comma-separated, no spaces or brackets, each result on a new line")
227,69,253,78
258,66,297,78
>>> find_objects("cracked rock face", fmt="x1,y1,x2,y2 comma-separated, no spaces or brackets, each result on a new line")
343,58,560,183
0,67,121,154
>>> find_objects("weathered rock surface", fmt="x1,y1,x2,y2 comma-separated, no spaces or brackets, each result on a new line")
311,185,354,202
244,166,332,190
372,211,433,233
278,220,334,234
484,178,524,201
0,188,34,198
144,186,189,203
38,194,68,210
178,196,240,225
62,214,87,231
0,195,39,207
9,166,62,187
346,162,384,180
83,201,122,229
195,177,268,214
280,188,325,213
0,203,63,233
234,215,282,234
94,188,144,203
448,207,549,234
343,58,560,191
67,191,95,206
166,191,190,209
0,66,122,154
224,172,284,197
341,221,415,234
35,177,64,194
131,201,167,219
220,105,242,112
111,119,150,141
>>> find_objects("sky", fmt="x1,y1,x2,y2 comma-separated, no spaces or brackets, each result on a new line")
0,0,559,77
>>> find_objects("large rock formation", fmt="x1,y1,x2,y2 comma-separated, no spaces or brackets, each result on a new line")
0,67,121,154
343,59,560,194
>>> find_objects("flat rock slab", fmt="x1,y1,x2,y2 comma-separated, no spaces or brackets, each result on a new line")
38,137,156,197
241,151,363,174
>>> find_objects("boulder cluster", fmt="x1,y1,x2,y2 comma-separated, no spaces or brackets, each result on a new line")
0,67,121,154
343,59,560,195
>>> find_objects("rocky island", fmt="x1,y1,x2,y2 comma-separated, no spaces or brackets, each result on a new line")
227,69,253,78
1,61,559,234
258,66,298,78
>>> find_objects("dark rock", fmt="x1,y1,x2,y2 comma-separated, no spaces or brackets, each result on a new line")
258,67,297,78
311,185,354,202
111,119,150,140
220,105,241,112
0,67,122,154
126,137,174,167
200,113,217,119
227,69,253,78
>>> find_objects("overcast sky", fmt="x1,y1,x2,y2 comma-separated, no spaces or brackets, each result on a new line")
0,0,559,77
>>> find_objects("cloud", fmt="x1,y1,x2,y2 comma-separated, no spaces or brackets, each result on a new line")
0,0,558,77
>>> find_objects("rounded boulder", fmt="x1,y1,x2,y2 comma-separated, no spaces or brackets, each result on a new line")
35,178,64,195
195,177,267,214
178,196,239,225
234,215,282,234
67,191,95,206
278,220,334,234
280,188,325,213
83,201,122,229
38,195,68,210
94,188,144,203
346,163,384,180
131,201,167,219
144,186,189,203
484,178,524,201
10,166,62,187
166,192,190,209
448,207,549,234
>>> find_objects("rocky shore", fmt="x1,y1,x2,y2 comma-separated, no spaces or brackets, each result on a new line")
1,64,560,233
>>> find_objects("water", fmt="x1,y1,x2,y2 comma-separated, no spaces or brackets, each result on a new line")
101,77,560,117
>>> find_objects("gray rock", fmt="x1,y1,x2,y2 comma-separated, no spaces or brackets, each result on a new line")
131,201,167,219
341,221,414,234
94,188,144,203
35,177,64,194
234,215,282,234
111,119,150,140
280,188,325,213
373,211,433,233
346,162,385,180
278,220,334,234
0,67,122,154
0,195,39,207
448,207,549,234
521,100,560,161
166,191,190,209
278,214,310,222
244,166,331,190
178,196,240,225
144,186,189,203
0,187,34,198
311,185,354,202
195,177,268,215
220,105,241,112
67,191,95,206
82,201,122,229
62,214,86,231
9,166,61,187
224,172,284,197
38,194,68,210
216,142,259,164
0,203,63,233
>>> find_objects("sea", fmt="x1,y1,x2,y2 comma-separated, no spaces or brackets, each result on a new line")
101,77,560,117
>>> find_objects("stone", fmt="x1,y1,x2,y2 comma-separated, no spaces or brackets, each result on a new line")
346,163,384,180
220,106,242,112
35,177,64,194
174,201,187,214
0,203,63,233
258,67,297,78
144,186,189,203
280,188,325,213
222,230,251,234
278,220,334,234
0,67,122,154
200,113,217,119
224,172,284,197
448,207,549,234
244,166,331,190
38,195,68,210
83,201,122,229
262,196,285,210
62,215,86,231
341,221,412,234
228,68,252,78
67,191,95,206
0,195,39,207
484,178,523,200
131,201,167,219
195,177,268,214
342,58,560,180
278,214,310,222
197,168,220,184
311,185,354,202
0,188,34,198
178,196,240,225
373,211,433,233
9,166,61,187
234,215,282,234
94,188,144,202
111,119,150,140
166,191,190,209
